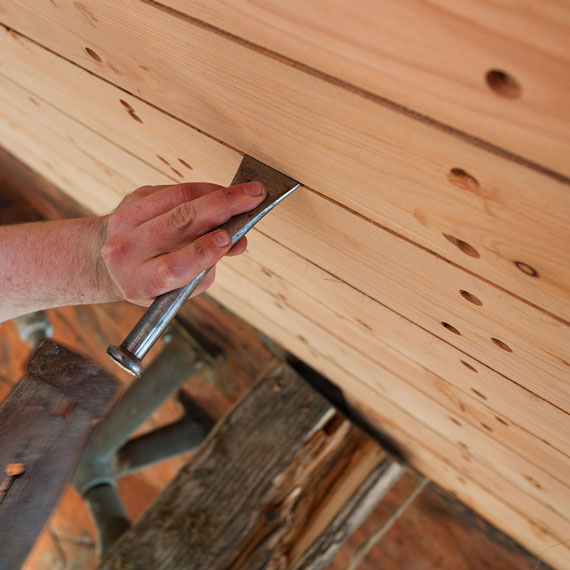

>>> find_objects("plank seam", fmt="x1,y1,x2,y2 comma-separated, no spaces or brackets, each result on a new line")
1,63,568,416
227,260,570,480
3,23,569,328
234,251,570,460
214,280,570,530
254,230,570,419
1,30,567,331
143,0,570,186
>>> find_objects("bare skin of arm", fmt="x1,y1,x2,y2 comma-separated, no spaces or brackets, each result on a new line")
0,180,266,322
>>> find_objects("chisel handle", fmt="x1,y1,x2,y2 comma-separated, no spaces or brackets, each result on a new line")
107,156,299,376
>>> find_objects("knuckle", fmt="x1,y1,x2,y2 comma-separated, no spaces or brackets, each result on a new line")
101,237,127,265
169,201,196,229
194,242,211,267
153,257,178,293
217,186,232,208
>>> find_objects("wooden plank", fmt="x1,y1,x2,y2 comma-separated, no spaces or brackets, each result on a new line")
2,69,569,463
1,6,570,322
1,50,568,556
161,0,570,176
226,231,570,459
0,61,568,415
98,361,400,569
2,70,569,443
210,267,570,524
4,65,568,471
2,133,564,564
6,117,570,550
210,278,570,553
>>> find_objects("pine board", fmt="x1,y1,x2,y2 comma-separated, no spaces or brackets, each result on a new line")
161,0,570,176
210,277,570,546
0,40,568,413
1,58,567,484
1,3,570,323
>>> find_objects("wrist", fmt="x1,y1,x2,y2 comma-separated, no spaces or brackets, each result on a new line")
87,215,122,303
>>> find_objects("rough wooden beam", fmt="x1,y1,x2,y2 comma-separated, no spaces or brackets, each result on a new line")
98,361,402,569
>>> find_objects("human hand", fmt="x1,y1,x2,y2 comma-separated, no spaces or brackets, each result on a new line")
99,180,266,305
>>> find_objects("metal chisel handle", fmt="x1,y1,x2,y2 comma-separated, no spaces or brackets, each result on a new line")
107,156,299,376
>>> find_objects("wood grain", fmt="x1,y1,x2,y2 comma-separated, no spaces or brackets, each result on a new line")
0,60,568,415
161,0,570,176
210,280,570,567
2,64,570,509
1,4,570,322
98,361,397,569
209,267,570,528
5,117,570,555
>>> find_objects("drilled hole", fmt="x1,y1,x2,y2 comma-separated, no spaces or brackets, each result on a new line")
459,290,483,306
442,234,480,258
448,168,480,193
441,322,461,335
85,47,102,63
460,360,478,373
515,261,538,277
485,69,521,99
491,337,513,352
470,388,487,400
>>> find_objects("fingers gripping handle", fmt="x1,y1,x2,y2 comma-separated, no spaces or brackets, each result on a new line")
107,156,300,376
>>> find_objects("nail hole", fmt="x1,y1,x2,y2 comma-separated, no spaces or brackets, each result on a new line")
448,168,480,193
460,360,478,373
491,338,512,352
442,234,480,258
441,322,461,335
480,423,493,432
459,290,483,306
178,158,193,170
515,261,538,277
449,416,462,426
524,474,541,489
470,388,487,400
485,69,521,99
85,47,102,63
495,416,509,427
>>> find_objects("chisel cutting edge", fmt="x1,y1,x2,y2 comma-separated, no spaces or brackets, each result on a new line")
107,155,300,376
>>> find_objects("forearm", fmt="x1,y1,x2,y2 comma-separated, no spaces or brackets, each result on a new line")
0,217,118,322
